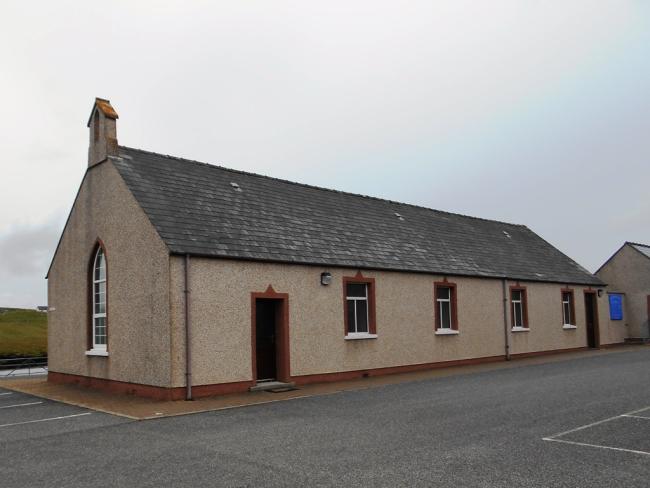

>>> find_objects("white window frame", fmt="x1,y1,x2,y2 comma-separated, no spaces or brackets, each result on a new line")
346,283,369,335
89,247,107,354
512,290,524,329
436,286,452,330
562,291,574,327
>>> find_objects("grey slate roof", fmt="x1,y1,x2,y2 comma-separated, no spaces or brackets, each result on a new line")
630,242,650,259
113,146,603,286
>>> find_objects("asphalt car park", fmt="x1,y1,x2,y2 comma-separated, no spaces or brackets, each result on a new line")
1,348,649,487
0,388,128,443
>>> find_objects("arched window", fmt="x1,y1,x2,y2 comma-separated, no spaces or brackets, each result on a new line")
91,246,107,351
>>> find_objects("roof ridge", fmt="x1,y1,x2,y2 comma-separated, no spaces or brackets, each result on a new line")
118,145,525,229
627,241,650,248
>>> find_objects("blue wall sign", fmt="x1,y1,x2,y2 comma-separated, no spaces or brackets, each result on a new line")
609,294,623,320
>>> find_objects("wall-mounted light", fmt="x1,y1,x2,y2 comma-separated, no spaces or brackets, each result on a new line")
597,289,603,298
320,272,332,286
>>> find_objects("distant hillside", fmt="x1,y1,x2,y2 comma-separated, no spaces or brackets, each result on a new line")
0,308,47,358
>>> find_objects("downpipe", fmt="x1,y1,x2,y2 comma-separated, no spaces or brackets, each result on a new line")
502,278,511,361
184,254,193,400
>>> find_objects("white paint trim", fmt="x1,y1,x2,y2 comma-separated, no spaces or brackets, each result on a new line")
0,401,43,409
435,329,459,335
0,412,92,429
85,349,109,357
345,333,378,340
543,437,650,456
511,327,530,332
562,324,577,330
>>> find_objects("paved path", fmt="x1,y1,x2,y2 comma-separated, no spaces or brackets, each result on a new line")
0,367,47,378
1,349,649,487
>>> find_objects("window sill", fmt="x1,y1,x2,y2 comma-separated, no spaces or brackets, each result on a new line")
562,324,577,330
345,333,378,341
435,329,459,335
85,349,108,357
511,327,530,332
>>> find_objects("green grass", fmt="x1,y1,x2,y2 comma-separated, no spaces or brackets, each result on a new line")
0,308,48,358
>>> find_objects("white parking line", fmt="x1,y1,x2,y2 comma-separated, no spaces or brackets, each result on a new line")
621,414,650,420
544,406,650,439
0,392,14,396
0,401,43,409
544,437,650,456
542,405,650,457
0,412,92,428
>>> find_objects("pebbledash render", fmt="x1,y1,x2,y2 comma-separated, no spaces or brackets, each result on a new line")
46,99,626,400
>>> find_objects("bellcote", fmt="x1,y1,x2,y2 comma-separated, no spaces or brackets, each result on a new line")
87,98,119,167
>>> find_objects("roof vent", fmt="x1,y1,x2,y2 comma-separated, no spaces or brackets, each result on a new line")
230,182,242,192
394,212,405,221
502,230,511,238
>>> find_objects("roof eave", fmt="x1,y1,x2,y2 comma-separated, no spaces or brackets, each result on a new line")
169,251,605,287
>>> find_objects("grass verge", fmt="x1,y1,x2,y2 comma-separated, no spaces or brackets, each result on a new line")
0,308,47,358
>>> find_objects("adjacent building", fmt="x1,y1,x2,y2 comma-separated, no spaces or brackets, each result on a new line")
596,242,650,342
46,99,626,400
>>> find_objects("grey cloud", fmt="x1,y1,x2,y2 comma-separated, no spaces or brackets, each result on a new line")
0,221,61,307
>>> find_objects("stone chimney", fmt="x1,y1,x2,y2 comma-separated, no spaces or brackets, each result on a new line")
87,98,119,167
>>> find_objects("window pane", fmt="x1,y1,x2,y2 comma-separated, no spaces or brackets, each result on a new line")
437,287,450,300
512,290,521,302
94,249,105,281
347,283,367,298
346,299,356,333
563,302,571,324
356,300,369,333
514,303,523,327
94,281,106,314
94,317,106,345
95,281,105,297
440,301,451,328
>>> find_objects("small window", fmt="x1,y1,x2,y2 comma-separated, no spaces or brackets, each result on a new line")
511,287,528,329
434,282,458,331
343,274,377,337
346,283,369,334
91,246,107,351
562,290,575,326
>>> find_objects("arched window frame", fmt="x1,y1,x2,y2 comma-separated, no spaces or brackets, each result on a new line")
87,241,108,355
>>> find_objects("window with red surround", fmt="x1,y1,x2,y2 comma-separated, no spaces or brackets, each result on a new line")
434,281,458,331
561,288,576,326
510,285,529,329
343,273,376,337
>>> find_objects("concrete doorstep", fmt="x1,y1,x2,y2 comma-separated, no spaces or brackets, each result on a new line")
0,345,646,421
249,381,297,393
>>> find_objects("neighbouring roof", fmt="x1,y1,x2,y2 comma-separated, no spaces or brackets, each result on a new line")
629,242,650,259
595,241,650,275
112,146,603,286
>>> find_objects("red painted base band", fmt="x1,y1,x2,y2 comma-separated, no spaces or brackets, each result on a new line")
48,345,597,401
47,371,254,401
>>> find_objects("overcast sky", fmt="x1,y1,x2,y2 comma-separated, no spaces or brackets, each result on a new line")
1,1,649,308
